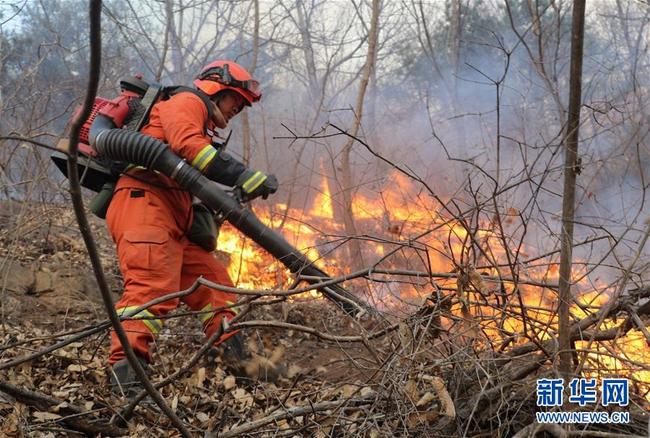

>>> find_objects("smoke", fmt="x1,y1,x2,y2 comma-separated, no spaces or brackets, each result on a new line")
235,1,650,292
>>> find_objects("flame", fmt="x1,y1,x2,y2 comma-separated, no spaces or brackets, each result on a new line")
309,170,334,219
216,169,650,401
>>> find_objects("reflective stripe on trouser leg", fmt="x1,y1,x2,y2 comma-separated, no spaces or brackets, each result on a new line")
199,303,217,326
198,302,238,346
179,242,239,345
199,300,239,325
117,306,164,335
225,300,239,315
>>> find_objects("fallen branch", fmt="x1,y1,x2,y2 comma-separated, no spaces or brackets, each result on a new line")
0,381,127,436
231,320,398,342
0,323,110,371
209,396,376,438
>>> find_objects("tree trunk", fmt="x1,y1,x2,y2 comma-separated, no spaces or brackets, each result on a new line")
448,0,461,81
169,0,184,82
336,0,380,272
557,0,586,378
242,0,259,166
296,0,320,101
155,0,174,82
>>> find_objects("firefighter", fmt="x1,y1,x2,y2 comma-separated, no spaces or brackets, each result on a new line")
106,60,277,397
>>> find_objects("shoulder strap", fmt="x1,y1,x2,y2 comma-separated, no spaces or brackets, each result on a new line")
165,86,215,121
131,83,163,132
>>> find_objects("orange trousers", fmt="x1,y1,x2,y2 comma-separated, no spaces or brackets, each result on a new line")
106,172,237,365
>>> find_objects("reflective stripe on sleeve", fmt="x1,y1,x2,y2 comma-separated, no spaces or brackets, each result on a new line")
117,306,163,335
242,171,266,192
191,145,218,171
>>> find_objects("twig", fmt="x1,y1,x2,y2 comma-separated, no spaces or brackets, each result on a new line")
0,136,66,155
512,422,567,438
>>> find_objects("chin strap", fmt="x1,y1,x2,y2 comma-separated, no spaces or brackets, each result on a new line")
209,101,228,129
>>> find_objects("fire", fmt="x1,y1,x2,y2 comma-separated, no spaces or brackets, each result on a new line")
216,169,650,401
309,170,335,219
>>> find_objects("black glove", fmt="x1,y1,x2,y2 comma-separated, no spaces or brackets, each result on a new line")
234,169,278,202
202,149,278,201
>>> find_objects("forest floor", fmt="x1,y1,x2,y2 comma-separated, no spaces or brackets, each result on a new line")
0,200,648,437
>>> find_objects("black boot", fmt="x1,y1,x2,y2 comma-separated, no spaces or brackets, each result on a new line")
207,329,251,377
211,322,283,383
109,357,148,399
221,330,251,364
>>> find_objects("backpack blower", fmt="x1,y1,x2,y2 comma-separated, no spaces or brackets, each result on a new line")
52,77,367,316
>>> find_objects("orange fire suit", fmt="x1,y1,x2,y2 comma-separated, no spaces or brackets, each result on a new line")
106,92,237,365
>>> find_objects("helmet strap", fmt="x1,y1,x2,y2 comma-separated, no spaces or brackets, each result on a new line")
209,100,227,129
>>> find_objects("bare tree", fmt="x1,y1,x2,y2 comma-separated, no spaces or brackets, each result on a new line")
241,0,260,165
557,0,586,378
334,0,381,273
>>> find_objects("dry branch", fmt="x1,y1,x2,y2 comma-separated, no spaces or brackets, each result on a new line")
210,395,376,438
232,320,398,342
0,381,127,436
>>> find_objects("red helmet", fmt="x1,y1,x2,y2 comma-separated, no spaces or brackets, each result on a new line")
194,60,261,106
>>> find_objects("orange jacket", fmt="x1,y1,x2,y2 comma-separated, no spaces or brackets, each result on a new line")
113,92,219,230
141,92,218,172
